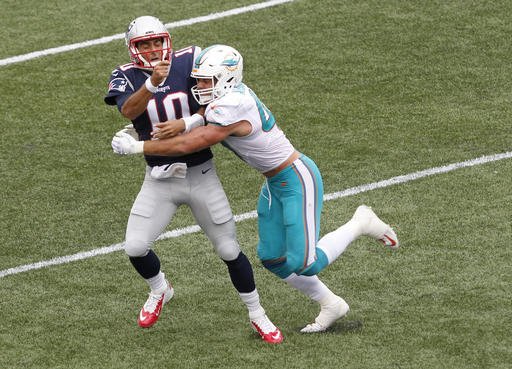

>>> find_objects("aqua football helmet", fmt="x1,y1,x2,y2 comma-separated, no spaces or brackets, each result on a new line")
191,45,243,104
125,16,172,70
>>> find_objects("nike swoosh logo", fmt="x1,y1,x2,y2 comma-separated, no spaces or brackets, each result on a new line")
202,168,212,174
381,234,397,247
139,311,147,321
270,331,281,340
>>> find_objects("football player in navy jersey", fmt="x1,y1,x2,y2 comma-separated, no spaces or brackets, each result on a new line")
104,16,282,343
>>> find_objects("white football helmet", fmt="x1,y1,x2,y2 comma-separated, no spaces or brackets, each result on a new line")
191,45,243,105
125,16,172,70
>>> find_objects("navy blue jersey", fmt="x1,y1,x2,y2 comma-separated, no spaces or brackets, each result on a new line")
104,46,212,167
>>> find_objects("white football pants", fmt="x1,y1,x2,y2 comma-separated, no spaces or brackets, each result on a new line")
124,159,240,261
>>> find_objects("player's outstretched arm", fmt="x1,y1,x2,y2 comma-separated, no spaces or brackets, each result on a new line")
112,120,250,156
145,124,229,156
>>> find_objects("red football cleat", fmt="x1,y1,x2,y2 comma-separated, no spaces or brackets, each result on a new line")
251,314,283,344
137,281,174,328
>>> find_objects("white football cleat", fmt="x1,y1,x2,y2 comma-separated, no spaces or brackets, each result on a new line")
301,295,349,333
137,280,174,328
352,205,399,249
251,313,283,344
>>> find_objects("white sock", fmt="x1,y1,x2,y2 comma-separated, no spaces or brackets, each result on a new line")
146,271,167,294
317,222,358,265
284,274,336,302
239,289,265,320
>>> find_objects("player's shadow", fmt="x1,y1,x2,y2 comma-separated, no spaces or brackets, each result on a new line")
295,319,363,334
329,319,363,334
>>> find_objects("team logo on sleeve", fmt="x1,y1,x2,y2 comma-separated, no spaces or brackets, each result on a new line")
211,105,224,116
108,78,128,92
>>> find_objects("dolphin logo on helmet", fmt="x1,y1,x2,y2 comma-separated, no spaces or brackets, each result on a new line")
190,45,243,105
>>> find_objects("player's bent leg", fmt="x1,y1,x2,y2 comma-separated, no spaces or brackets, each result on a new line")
124,201,176,329
351,205,399,249
191,175,284,343
124,178,180,326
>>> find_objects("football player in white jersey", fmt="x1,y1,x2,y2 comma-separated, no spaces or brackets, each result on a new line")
106,21,282,343
112,44,399,333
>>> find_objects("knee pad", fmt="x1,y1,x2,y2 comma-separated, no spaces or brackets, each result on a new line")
261,258,293,279
124,238,151,258
299,249,329,276
261,254,307,279
213,236,240,261
300,262,324,276
209,223,240,261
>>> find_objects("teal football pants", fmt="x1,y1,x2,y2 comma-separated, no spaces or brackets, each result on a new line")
257,154,329,279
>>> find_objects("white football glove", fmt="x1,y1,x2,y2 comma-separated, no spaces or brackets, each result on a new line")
111,130,144,155
122,123,139,140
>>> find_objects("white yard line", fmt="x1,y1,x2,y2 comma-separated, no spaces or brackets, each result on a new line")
0,0,295,67
1,151,511,279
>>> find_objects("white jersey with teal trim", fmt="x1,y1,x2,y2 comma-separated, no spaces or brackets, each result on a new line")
204,83,295,173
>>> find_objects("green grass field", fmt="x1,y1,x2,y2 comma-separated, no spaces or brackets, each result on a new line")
1,1,511,368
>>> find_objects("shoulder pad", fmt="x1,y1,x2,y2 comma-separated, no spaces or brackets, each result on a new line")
206,91,250,126
119,63,136,72
215,91,245,108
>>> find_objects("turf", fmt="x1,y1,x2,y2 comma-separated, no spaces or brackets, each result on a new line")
0,1,511,368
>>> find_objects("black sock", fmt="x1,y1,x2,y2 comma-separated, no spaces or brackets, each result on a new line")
129,250,160,279
223,252,256,293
